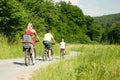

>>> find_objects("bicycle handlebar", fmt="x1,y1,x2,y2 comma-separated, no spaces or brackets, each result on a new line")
51,42,55,45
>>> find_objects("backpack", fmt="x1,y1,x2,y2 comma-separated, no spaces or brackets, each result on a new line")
22,34,32,48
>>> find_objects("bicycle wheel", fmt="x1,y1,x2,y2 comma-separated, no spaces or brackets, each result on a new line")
42,49,48,61
25,49,30,66
60,50,64,58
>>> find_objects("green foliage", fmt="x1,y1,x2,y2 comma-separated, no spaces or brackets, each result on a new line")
1,0,113,44
94,13,120,29
55,1,91,43
108,21,120,44
0,0,28,40
94,13,120,44
86,22,103,42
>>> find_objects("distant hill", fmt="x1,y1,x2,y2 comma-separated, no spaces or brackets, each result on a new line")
93,13,120,28
93,13,120,44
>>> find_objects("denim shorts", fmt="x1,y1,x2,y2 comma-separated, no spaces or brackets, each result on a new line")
43,40,51,50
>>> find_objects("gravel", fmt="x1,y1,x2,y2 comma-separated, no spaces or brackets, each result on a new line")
0,51,79,80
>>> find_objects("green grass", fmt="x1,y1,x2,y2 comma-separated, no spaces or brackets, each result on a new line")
0,34,23,59
1,34,120,80
30,59,78,80
0,34,60,59
73,44,120,80
30,44,120,80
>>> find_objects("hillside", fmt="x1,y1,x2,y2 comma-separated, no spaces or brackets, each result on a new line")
93,13,120,28
93,13,120,44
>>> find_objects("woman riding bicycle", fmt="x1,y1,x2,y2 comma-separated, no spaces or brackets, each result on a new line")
25,23,40,64
43,30,56,60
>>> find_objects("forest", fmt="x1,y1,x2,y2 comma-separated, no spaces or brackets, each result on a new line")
0,0,120,44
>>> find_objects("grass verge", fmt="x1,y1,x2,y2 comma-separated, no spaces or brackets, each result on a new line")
30,44,120,80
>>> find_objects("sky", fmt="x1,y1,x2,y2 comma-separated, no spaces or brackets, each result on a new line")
54,0,120,17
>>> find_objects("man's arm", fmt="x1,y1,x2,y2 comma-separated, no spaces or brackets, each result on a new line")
52,38,56,43
51,35,56,43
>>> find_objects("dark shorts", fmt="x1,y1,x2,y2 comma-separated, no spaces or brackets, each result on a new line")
60,48,65,52
43,40,51,50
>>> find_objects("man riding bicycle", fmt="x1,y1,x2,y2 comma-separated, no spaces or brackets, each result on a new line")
43,30,56,60
25,23,40,65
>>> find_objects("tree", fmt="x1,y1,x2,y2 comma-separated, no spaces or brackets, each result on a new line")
0,0,28,40
108,21,120,44
86,22,103,42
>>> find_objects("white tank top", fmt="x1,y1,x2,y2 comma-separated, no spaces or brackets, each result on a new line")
60,42,66,49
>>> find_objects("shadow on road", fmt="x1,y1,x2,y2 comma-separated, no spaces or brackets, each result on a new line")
35,58,43,61
13,62,25,66
12,58,43,66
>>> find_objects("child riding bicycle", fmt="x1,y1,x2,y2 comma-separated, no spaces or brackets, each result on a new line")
60,38,66,57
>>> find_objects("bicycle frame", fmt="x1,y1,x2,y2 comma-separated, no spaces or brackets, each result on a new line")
42,47,49,61
24,48,31,66
42,47,53,61
22,42,33,66
60,49,65,58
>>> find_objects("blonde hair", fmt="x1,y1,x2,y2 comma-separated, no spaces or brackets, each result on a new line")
27,23,33,29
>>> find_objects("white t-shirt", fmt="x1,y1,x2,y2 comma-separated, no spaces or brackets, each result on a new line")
43,33,53,42
60,42,66,49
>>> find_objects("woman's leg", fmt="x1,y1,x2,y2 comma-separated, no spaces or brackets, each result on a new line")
31,44,35,64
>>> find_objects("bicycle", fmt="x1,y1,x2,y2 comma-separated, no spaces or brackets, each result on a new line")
60,49,65,58
42,47,49,61
42,43,54,61
23,42,33,66
22,34,39,66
